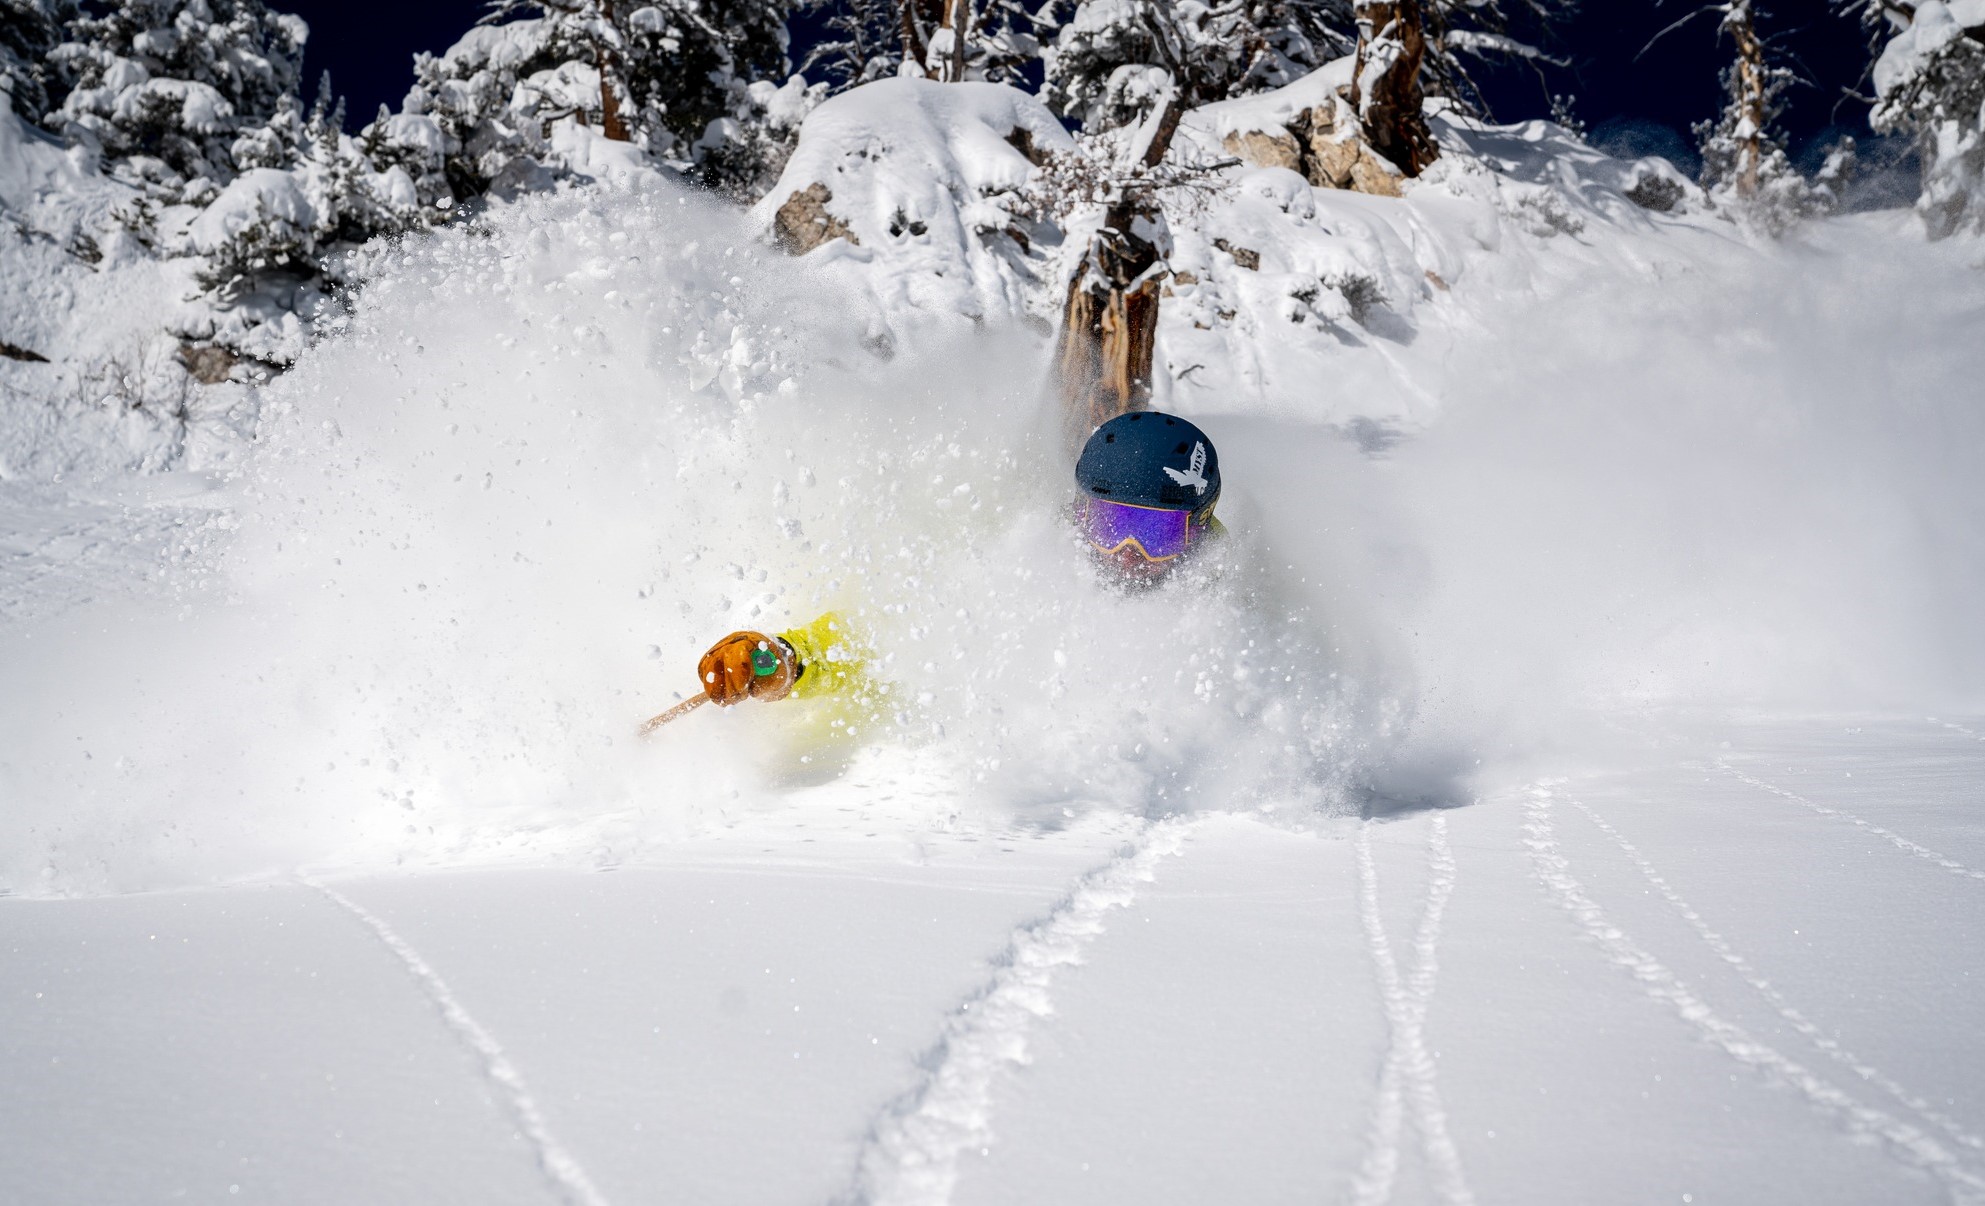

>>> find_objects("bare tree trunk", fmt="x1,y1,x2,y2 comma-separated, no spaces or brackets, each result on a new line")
898,0,943,77
1349,0,1438,177
1054,92,1185,453
596,0,630,141
929,0,972,81
1728,0,1765,200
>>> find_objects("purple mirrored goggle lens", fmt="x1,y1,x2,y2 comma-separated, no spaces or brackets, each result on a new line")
1083,499,1193,561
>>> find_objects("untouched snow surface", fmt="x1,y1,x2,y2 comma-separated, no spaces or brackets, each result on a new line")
4,92,1985,1203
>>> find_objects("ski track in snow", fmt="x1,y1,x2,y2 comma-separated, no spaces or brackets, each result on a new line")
1570,799,1985,1156
1522,785,1985,1205
1716,760,1985,883
310,882,612,1206
835,818,1192,1206
1348,814,1474,1206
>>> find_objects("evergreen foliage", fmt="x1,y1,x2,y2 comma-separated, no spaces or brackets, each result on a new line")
1862,0,1985,237
1042,0,1350,130
401,0,805,201
799,0,903,90
1,0,71,124
804,0,1047,91
49,0,307,202
1691,0,1828,234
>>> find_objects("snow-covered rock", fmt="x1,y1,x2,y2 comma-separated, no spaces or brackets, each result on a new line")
1180,58,1401,196
752,78,1076,345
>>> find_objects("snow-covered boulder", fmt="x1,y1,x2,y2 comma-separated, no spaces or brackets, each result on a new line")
751,79,1076,344
1180,58,1403,197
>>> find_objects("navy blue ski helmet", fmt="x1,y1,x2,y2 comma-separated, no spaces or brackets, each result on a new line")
1075,411,1220,516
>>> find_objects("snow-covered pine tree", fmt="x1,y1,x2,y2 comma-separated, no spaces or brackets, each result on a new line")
1692,0,1824,234
349,92,456,225
1860,0,1985,237
404,0,801,202
1043,0,1347,131
49,0,308,204
1,0,72,124
613,0,807,195
189,73,437,355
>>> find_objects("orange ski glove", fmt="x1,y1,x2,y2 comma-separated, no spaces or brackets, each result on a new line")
697,631,799,707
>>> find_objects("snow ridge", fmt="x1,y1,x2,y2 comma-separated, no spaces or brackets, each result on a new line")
309,882,613,1206
837,819,1193,1206
1572,799,1985,1156
1349,815,1474,1206
1717,761,1985,883
1522,786,1985,1203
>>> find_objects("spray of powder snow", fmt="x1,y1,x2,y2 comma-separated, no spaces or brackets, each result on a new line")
0,182,1383,895
6,179,1985,895
1326,213,1985,791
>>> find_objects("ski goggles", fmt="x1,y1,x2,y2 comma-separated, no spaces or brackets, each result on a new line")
1081,499,1199,561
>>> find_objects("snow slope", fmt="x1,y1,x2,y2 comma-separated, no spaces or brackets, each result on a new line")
0,109,259,479
4,69,1985,1206
4,717,1982,1204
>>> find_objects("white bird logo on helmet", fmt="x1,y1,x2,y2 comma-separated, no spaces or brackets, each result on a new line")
1163,442,1209,495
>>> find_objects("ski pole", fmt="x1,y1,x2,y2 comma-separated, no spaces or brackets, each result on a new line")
639,692,709,735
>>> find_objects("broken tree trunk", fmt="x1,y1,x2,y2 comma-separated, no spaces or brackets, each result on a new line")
1054,89,1186,454
1349,0,1438,177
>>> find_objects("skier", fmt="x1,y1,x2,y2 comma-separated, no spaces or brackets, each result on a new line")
688,411,1222,711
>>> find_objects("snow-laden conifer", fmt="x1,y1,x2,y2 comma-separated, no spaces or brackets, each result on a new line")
1043,0,1347,131
1691,0,1828,234
48,0,307,204
1861,0,1985,237
1,0,72,125
402,0,805,201
190,79,435,304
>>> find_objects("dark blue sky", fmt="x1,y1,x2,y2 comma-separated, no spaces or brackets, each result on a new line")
285,0,1882,169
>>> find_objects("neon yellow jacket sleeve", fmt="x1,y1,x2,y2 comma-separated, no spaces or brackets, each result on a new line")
778,612,869,701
